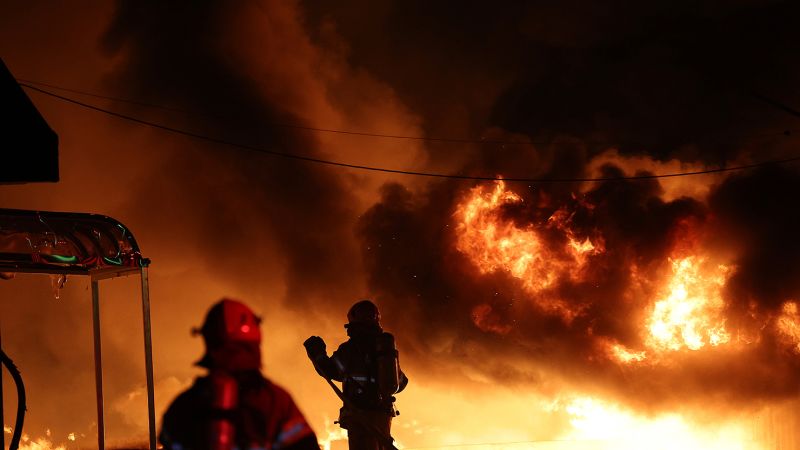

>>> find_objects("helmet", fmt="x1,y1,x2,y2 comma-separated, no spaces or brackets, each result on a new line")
200,299,262,346
196,299,262,371
347,300,381,327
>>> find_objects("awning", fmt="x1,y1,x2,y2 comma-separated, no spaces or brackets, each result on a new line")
0,208,148,278
0,58,59,183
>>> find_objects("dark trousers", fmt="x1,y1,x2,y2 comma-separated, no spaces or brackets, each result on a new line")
339,408,393,450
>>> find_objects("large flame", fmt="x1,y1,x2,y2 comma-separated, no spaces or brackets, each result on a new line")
645,256,732,353
2,427,75,450
561,396,763,450
454,181,744,363
776,300,800,352
610,256,735,364
454,180,603,321
454,180,554,289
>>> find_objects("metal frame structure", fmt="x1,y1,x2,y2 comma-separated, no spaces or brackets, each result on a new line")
0,208,156,450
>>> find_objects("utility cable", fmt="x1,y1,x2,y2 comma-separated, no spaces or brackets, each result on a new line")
17,79,541,145
20,83,800,183
752,91,800,119
19,78,797,147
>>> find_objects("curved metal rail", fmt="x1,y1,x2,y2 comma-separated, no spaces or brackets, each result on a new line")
0,349,26,450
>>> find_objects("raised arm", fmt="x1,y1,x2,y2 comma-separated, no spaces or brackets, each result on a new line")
303,336,345,382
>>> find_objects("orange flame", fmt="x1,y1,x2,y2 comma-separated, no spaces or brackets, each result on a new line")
454,181,744,362
776,300,800,352
646,256,731,353
454,181,603,323
455,181,551,288
562,396,763,449
317,415,348,450
608,343,647,363
1,427,70,450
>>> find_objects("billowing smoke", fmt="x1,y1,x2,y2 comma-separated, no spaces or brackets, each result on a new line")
2,0,427,444
358,164,800,411
101,1,362,308
325,0,800,412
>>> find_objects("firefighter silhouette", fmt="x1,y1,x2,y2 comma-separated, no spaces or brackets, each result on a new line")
160,299,319,450
304,300,408,450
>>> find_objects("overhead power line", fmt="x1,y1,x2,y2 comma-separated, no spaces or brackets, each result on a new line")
18,78,542,145
752,91,800,119
20,82,800,183
19,78,797,147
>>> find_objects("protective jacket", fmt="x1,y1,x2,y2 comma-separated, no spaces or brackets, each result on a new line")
310,324,408,413
159,371,317,450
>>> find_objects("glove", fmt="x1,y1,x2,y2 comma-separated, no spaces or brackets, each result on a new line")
303,336,326,359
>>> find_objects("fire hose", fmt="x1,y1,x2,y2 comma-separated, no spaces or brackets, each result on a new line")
0,349,26,450
323,378,399,450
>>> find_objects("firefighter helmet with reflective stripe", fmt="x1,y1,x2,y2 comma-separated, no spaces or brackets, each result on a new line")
346,300,381,327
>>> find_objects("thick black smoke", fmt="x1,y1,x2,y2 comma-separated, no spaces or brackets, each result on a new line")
101,2,364,309
305,0,800,163
712,167,800,318
298,0,800,409
357,165,800,411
